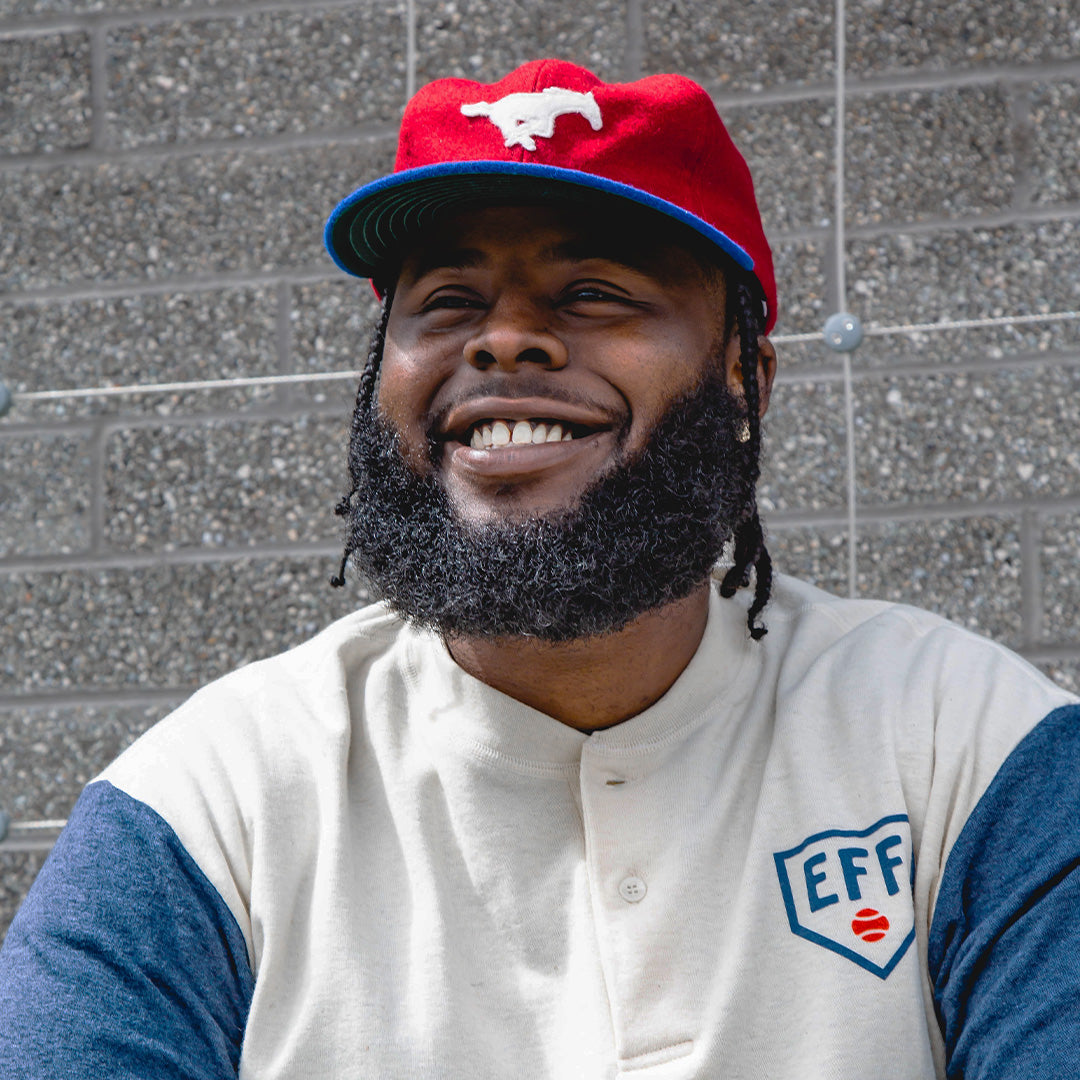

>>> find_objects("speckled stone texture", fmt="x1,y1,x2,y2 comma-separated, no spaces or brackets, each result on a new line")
1041,513,1080,644
759,379,847,513
0,853,48,947
0,431,93,558
0,33,92,156
769,524,849,597
855,363,1080,507
846,86,1016,226
1039,661,1080,696
847,221,1080,328
846,0,1080,74
106,6,407,148
771,239,828,336
1,287,280,421
416,0,626,86
643,0,835,90
855,515,1024,645
1032,81,1080,206
1,559,370,696
0,139,395,290
103,413,351,551
723,100,834,234
0,702,171,821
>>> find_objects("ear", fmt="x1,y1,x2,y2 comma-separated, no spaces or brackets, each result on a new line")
722,333,777,417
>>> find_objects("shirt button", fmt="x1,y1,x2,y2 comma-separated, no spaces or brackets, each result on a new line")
618,876,647,903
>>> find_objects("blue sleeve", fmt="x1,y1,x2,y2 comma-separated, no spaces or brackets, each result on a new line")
929,704,1080,1078
0,780,254,1079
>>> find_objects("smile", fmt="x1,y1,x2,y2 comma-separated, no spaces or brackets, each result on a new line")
467,418,578,449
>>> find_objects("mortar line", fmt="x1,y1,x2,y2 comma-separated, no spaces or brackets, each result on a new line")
623,0,643,81
1020,508,1043,646
88,23,108,151
0,124,398,174
0,0,410,35
88,415,107,555
0,689,188,711
404,0,416,102
1007,82,1035,213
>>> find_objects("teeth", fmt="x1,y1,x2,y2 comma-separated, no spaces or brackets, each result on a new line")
466,419,584,449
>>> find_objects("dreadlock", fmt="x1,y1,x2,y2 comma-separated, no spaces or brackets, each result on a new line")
718,277,772,640
329,294,392,588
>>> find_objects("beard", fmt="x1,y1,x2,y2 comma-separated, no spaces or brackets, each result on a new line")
341,371,755,642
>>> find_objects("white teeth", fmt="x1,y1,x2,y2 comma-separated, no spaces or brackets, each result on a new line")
467,419,581,449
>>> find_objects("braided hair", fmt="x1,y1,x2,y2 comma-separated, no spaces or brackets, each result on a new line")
718,277,771,640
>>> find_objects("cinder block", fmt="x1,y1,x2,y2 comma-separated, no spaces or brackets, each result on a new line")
643,0,834,91
0,138,395,291
844,321,1080,372
0,431,93,558
847,220,1080,329
1,557,371,695
291,278,382,407
1032,80,1080,206
1041,513,1080,644
106,5,406,148
759,378,847,513
855,363,1080,507
1,287,279,421
0,702,170,821
0,0,233,18
772,238,828,337
768,524,849,597
0,32,92,155
846,86,1015,226
0,852,48,947
847,0,1080,76
416,0,626,86
855,515,1024,646
724,99,834,234
103,414,352,552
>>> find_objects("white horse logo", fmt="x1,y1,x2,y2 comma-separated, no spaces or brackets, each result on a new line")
460,87,603,151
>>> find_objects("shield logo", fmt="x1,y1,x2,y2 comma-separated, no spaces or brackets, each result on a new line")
773,814,916,980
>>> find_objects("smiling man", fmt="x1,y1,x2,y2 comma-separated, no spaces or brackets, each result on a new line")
2,60,1080,1080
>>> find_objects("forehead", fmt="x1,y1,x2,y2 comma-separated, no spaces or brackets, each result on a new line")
395,202,724,291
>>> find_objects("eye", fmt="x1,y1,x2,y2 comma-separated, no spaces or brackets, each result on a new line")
420,290,485,313
559,280,638,309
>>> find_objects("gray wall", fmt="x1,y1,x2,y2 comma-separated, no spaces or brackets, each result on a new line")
2,0,1079,937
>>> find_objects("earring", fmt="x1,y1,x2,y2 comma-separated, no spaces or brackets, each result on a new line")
735,417,750,443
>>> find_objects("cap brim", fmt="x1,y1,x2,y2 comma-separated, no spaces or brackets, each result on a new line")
324,161,755,284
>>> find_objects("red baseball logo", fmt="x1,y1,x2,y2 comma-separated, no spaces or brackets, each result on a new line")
851,908,890,943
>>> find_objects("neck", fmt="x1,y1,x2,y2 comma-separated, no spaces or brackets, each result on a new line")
445,582,711,731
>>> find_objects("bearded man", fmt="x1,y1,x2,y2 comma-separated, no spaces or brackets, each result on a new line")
2,60,1079,1080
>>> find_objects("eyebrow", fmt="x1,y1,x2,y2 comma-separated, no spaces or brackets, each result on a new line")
405,238,659,285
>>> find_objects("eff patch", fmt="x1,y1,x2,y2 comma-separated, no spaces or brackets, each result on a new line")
773,814,915,980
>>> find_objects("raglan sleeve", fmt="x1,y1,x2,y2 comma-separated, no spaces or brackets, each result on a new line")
928,701,1080,1078
0,779,254,1080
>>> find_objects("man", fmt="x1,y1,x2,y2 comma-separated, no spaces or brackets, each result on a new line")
1,59,1078,1079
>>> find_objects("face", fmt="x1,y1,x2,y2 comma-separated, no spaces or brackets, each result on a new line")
379,203,750,525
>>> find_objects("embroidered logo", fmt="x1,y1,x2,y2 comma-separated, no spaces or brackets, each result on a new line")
773,814,916,980
460,87,603,151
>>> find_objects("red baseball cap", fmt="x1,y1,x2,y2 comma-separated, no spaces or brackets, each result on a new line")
325,59,777,332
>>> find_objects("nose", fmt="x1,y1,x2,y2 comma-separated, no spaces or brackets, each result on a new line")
463,296,569,372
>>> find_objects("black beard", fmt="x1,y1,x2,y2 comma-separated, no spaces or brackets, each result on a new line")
341,374,755,642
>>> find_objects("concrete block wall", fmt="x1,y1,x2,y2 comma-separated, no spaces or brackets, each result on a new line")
1,0,1078,938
